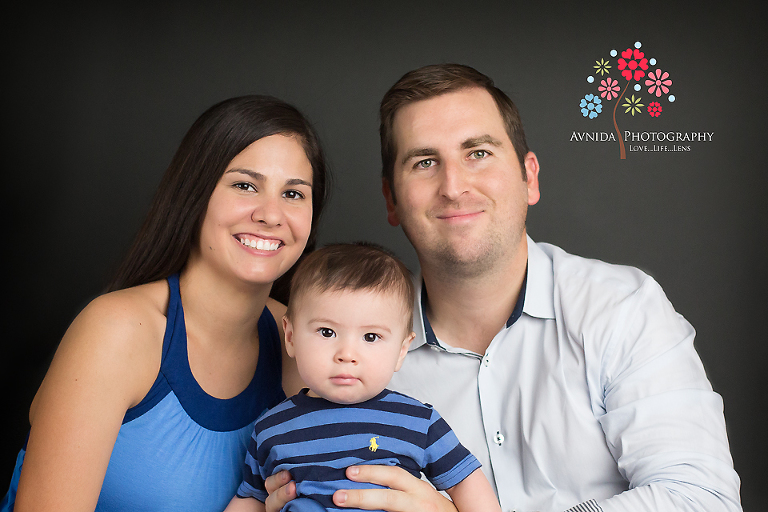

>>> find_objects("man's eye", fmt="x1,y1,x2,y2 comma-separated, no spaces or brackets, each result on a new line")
318,328,336,338
363,333,380,343
470,150,489,159
415,159,435,169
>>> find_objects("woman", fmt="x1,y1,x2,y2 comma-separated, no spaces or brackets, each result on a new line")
8,95,328,511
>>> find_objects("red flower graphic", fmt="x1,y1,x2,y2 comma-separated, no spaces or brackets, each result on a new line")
648,102,662,117
645,69,672,97
598,77,621,100
617,48,649,81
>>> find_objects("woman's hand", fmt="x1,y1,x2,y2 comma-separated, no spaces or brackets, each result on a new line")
264,470,297,512
332,466,458,512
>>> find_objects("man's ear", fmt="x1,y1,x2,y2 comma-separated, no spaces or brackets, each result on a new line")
283,316,296,358
394,331,415,372
524,151,541,206
382,179,400,227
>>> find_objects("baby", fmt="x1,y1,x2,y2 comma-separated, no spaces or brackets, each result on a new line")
225,243,500,512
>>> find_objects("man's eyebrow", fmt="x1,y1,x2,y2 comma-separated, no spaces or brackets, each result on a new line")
401,147,438,166
461,135,503,149
225,168,311,187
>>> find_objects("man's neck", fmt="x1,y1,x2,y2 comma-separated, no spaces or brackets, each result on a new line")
420,237,528,355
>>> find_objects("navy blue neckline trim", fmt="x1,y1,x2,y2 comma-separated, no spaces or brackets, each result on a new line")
123,274,286,430
292,388,390,409
421,266,527,348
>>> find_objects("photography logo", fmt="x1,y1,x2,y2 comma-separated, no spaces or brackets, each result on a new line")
574,41,711,159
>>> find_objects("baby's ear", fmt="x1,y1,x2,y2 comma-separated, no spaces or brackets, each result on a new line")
394,331,415,372
283,316,296,358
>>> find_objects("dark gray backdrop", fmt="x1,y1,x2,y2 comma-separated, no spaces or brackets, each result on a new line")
3,1,766,509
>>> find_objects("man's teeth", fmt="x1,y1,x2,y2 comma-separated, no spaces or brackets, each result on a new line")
239,237,280,251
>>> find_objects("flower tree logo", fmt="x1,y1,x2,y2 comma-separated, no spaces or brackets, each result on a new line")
580,41,675,159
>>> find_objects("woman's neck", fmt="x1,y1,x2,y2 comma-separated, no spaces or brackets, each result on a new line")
179,256,273,348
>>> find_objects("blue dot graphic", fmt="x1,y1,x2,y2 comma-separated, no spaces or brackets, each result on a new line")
635,41,642,48
650,58,657,65
610,49,617,57
587,76,594,83
634,84,641,91
669,95,676,102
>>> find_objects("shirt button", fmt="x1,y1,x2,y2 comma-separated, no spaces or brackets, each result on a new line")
494,431,504,445
483,355,490,366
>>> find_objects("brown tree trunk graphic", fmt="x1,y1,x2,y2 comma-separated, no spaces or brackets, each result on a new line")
613,80,632,159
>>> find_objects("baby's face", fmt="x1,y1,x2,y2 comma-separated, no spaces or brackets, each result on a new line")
284,287,414,404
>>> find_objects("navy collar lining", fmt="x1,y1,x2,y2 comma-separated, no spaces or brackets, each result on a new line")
421,266,528,348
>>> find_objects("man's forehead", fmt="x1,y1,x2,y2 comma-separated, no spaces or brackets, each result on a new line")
392,88,508,153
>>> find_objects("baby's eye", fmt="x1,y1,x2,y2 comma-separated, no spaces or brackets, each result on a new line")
363,333,380,343
318,328,336,338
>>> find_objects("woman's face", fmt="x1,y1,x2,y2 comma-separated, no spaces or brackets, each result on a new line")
196,134,314,287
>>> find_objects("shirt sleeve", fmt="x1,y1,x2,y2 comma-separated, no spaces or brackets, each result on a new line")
586,275,742,512
235,427,268,502
422,408,482,490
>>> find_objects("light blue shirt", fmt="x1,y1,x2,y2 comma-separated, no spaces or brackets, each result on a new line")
389,237,741,512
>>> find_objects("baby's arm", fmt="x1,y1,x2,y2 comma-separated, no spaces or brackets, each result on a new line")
445,468,501,512
223,495,266,512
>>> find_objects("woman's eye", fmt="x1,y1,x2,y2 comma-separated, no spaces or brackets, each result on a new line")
283,190,305,200
363,333,380,343
234,182,256,192
318,328,336,338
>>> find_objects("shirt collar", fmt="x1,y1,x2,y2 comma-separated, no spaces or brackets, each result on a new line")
410,235,554,352
523,235,556,320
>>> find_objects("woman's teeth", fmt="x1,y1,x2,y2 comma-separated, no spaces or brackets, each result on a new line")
239,237,280,251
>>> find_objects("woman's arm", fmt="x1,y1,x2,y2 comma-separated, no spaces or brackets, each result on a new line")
16,287,165,512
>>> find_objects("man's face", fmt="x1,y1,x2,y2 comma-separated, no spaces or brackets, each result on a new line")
384,87,540,277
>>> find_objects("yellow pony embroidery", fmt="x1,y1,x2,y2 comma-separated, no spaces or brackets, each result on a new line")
369,437,379,452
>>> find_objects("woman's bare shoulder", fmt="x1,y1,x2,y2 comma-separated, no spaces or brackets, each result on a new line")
29,280,171,418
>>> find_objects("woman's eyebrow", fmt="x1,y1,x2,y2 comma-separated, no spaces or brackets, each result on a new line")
225,168,265,180
225,169,311,188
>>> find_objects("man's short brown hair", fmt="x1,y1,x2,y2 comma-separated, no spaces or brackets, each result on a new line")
286,243,414,331
380,63,530,201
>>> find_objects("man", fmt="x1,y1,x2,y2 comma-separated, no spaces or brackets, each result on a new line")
265,64,742,512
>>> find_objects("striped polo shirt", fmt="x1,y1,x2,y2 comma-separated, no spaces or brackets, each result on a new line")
237,388,480,510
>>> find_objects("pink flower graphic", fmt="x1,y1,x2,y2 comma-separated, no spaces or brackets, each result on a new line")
648,102,662,117
617,48,649,81
645,69,672,97
598,77,621,100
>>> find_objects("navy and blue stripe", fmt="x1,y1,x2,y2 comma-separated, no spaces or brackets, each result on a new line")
237,388,480,508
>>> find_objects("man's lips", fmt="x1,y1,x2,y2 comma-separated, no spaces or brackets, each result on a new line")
435,210,484,221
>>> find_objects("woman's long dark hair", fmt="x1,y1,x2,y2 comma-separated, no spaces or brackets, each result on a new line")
108,95,328,300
